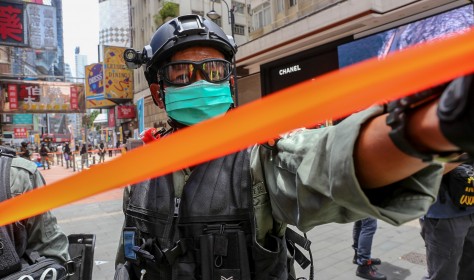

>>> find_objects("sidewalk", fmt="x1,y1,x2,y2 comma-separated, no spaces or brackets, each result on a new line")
40,154,429,280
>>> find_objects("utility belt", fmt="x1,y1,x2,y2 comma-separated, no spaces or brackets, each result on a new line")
121,222,252,280
118,224,312,280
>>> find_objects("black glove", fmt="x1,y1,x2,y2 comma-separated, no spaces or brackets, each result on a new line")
438,74,474,157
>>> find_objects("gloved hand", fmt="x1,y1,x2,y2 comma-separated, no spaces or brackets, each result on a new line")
437,74,474,157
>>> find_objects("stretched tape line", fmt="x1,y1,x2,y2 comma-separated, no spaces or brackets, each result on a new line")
0,28,474,226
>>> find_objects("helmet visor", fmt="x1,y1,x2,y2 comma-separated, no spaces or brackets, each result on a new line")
160,59,232,86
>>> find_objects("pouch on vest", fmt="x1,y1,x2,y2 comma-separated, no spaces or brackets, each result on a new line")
1,258,68,280
67,233,96,280
0,226,22,278
200,224,251,280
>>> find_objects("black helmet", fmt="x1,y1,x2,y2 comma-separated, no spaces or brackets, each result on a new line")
124,14,237,86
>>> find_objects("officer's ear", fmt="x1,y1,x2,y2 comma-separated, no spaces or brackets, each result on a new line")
150,83,164,109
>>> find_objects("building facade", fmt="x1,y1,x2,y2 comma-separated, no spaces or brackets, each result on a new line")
124,0,471,136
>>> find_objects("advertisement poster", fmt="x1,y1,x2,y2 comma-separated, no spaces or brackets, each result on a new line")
1,81,85,113
103,46,133,103
85,63,115,108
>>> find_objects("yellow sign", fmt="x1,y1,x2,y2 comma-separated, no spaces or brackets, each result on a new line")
84,63,116,108
103,46,134,102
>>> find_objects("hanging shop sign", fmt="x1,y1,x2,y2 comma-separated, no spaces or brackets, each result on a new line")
103,45,134,103
116,105,136,119
1,81,85,113
85,63,115,108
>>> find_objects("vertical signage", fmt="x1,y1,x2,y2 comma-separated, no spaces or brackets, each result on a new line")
8,84,18,110
108,108,115,127
25,4,57,49
136,98,144,134
70,85,78,110
85,63,115,108
0,2,26,46
103,46,134,102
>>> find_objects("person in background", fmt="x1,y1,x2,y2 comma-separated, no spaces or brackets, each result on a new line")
80,144,88,168
62,142,72,169
108,143,113,157
39,143,50,170
19,142,30,160
98,142,106,163
420,162,474,280
352,218,385,280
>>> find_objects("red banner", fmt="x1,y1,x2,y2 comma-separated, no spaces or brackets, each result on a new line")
117,105,136,119
14,127,27,138
8,84,18,110
108,108,115,127
70,86,78,110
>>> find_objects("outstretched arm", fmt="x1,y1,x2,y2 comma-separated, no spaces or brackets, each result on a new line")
355,76,471,188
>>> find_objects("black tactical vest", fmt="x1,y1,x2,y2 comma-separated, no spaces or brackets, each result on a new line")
123,150,290,280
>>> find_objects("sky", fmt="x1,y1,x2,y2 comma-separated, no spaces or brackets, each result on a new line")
61,0,100,74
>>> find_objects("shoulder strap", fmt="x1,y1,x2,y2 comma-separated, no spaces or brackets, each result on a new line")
0,146,15,202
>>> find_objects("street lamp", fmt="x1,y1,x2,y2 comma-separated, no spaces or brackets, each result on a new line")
207,0,239,106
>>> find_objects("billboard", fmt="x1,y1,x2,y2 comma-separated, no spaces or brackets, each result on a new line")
0,1,26,47
338,5,474,68
0,81,85,113
103,46,133,103
85,63,115,108
25,3,57,50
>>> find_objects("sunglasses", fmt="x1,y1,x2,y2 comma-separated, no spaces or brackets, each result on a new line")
159,59,233,86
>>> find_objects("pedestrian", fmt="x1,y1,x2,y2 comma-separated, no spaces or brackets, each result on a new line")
19,142,30,160
113,14,474,279
39,143,50,170
352,218,385,280
62,142,72,169
0,145,70,278
108,143,113,157
80,144,88,168
98,142,106,163
420,162,474,280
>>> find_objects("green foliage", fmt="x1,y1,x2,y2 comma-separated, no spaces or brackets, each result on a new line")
82,110,100,129
158,2,179,24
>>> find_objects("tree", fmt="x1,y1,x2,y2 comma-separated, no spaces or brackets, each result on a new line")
154,2,179,28
82,110,100,129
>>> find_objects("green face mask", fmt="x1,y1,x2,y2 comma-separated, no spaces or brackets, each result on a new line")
164,80,234,126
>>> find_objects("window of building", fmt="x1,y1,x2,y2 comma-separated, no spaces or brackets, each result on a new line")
233,24,245,35
277,0,285,13
289,0,297,7
252,2,271,29
232,1,245,14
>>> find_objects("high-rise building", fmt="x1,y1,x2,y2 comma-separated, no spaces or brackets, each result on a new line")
99,0,131,48
74,47,88,83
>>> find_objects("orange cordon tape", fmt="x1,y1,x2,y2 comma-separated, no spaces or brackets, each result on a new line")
1,28,474,226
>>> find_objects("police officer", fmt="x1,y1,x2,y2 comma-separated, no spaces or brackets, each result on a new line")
115,14,474,280
0,146,69,277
